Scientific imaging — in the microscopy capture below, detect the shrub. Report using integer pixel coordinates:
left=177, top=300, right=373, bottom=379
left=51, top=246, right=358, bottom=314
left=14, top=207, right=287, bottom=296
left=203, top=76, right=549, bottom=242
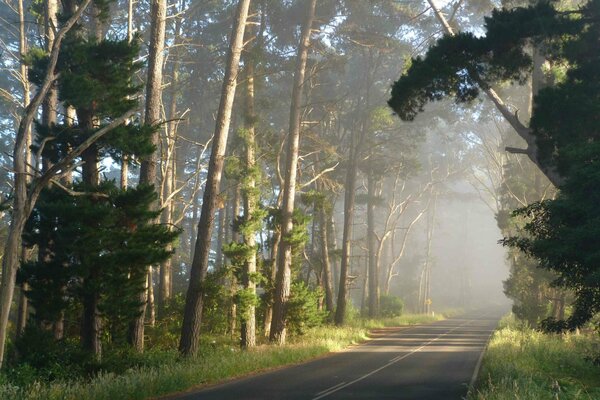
left=287, top=282, right=327, bottom=335
left=379, top=295, right=404, bottom=318
left=6, top=326, right=90, bottom=384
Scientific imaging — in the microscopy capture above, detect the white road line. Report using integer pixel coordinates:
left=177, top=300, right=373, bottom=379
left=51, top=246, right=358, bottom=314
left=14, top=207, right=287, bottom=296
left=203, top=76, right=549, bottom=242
left=468, top=328, right=496, bottom=388
left=315, top=381, right=347, bottom=396
left=311, top=319, right=476, bottom=400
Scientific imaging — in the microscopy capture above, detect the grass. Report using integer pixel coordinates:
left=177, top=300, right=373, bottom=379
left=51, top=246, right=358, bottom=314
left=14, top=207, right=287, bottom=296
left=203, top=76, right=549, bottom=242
left=468, top=314, right=600, bottom=400
left=0, top=312, right=450, bottom=400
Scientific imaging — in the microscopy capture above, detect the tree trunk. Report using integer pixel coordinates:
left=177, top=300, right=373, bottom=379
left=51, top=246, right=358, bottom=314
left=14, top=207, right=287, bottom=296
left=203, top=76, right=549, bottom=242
left=129, top=0, right=167, bottom=352
left=15, top=0, right=32, bottom=339
left=16, top=284, right=28, bottom=336
left=179, top=0, right=252, bottom=357
left=318, top=186, right=334, bottom=315
left=367, top=171, right=379, bottom=318
left=79, top=110, right=102, bottom=356
left=270, top=0, right=317, bottom=345
left=263, top=226, right=280, bottom=337
left=328, top=213, right=338, bottom=298
left=120, top=0, right=135, bottom=189
left=228, top=187, right=241, bottom=337
left=334, top=133, right=358, bottom=325
left=147, top=267, right=156, bottom=326
left=240, top=52, right=258, bottom=349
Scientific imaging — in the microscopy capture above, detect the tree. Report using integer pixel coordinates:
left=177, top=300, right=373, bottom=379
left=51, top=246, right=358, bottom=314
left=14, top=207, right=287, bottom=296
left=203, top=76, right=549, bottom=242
left=179, top=0, right=252, bottom=357
left=0, top=0, right=94, bottom=368
left=270, top=0, right=318, bottom=345
left=130, top=0, right=167, bottom=353
left=390, top=0, right=600, bottom=330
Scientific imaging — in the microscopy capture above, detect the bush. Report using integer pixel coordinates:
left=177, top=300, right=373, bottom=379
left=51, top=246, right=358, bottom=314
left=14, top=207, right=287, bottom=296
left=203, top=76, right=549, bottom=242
left=379, top=295, right=404, bottom=318
left=6, top=326, right=91, bottom=384
left=286, top=282, right=327, bottom=335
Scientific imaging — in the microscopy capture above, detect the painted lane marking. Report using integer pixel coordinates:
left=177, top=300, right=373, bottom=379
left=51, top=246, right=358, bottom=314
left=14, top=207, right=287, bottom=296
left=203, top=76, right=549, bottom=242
left=315, top=381, right=347, bottom=397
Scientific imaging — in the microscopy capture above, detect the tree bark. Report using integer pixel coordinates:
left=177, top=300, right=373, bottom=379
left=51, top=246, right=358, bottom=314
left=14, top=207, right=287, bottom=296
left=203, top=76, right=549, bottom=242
left=270, top=0, right=317, bottom=345
left=179, top=0, right=251, bottom=357
left=319, top=197, right=335, bottom=315
left=129, top=0, right=167, bottom=352
left=328, top=212, right=338, bottom=298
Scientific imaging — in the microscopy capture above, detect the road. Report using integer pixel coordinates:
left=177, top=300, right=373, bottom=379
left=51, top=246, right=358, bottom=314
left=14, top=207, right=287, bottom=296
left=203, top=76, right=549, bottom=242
left=171, top=308, right=504, bottom=400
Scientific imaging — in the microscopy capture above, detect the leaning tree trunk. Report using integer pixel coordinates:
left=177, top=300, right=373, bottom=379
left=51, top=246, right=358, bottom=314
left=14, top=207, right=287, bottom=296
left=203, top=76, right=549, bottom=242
left=15, top=0, right=32, bottom=338
left=270, top=0, right=317, bottom=345
left=179, top=0, right=252, bottom=357
left=129, top=0, right=167, bottom=352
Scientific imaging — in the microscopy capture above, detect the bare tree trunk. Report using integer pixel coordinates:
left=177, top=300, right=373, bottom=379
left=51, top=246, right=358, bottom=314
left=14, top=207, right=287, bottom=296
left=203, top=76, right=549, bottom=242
left=179, top=0, right=251, bottom=357
left=158, top=15, right=182, bottom=315
left=146, top=267, right=156, bottom=326
left=270, top=0, right=317, bottom=345
left=215, top=206, right=226, bottom=271
left=334, top=133, right=358, bottom=325
left=263, top=227, right=280, bottom=337
left=319, top=195, right=334, bottom=315
left=15, top=0, right=32, bottom=338
left=129, top=0, right=167, bottom=352
left=367, top=171, right=379, bottom=318
left=120, top=0, right=135, bottom=189
left=328, top=213, right=338, bottom=298
left=16, top=284, right=28, bottom=336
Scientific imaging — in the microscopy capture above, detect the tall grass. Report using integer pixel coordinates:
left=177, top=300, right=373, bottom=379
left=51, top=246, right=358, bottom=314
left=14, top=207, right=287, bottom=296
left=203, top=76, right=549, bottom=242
left=469, top=314, right=600, bottom=400
left=0, top=312, right=445, bottom=400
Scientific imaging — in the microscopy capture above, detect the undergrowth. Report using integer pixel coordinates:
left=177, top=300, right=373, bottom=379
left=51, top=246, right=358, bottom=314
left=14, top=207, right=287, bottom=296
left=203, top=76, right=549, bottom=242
left=469, top=314, right=600, bottom=400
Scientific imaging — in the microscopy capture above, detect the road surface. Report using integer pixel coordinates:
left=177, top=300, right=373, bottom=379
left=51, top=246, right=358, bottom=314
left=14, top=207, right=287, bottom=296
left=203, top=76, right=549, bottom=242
left=171, top=308, right=504, bottom=400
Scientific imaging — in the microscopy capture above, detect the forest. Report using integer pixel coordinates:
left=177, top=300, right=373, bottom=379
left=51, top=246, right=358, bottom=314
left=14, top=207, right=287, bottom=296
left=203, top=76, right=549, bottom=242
left=0, top=0, right=599, bottom=399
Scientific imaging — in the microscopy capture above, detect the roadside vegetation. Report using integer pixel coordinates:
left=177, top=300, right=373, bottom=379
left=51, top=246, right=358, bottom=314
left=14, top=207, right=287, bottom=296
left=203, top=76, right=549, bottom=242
left=469, top=314, right=600, bottom=400
left=0, top=306, right=452, bottom=400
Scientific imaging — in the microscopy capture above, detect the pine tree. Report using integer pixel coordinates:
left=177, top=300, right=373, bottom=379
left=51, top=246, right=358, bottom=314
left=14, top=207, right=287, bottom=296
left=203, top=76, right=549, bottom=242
left=19, top=0, right=178, bottom=357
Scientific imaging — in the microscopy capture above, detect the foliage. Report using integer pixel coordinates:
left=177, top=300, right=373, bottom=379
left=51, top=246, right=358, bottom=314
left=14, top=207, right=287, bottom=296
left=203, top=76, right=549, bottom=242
left=286, top=282, right=327, bottom=336
left=379, top=295, right=404, bottom=318
left=18, top=183, right=180, bottom=344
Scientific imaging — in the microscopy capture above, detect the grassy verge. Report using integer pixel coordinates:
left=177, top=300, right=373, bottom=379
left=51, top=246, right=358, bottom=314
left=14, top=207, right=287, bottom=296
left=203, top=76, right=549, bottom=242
left=0, top=312, right=449, bottom=400
left=469, top=314, right=600, bottom=400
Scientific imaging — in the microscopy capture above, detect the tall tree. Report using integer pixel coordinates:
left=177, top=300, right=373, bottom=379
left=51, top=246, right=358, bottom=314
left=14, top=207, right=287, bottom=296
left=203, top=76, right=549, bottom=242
left=270, top=0, right=318, bottom=345
left=129, top=0, right=167, bottom=353
left=179, top=0, right=252, bottom=357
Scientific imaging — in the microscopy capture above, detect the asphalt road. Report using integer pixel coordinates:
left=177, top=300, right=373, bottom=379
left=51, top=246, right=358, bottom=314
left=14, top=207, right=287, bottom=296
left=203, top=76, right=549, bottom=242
left=172, top=308, right=504, bottom=400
